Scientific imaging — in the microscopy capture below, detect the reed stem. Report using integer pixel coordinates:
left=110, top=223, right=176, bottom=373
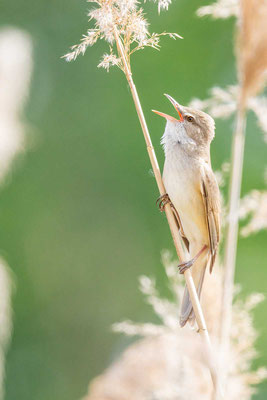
left=217, top=97, right=246, bottom=397
left=114, top=27, right=223, bottom=398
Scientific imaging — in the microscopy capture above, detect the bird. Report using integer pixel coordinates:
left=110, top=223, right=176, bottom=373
left=153, top=94, right=220, bottom=327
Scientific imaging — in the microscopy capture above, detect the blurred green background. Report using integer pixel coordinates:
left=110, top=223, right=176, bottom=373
left=0, top=0, right=266, bottom=399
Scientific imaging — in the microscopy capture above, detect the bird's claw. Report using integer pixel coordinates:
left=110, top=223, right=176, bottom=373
left=178, top=245, right=208, bottom=274
left=178, top=260, right=194, bottom=274
left=156, top=193, right=171, bottom=212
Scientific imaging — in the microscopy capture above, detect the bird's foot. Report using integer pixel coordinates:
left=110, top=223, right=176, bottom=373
left=156, top=193, right=171, bottom=212
left=178, top=260, right=194, bottom=274
left=178, top=245, right=208, bottom=274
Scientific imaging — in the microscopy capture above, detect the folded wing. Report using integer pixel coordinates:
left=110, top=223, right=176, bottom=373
left=201, top=165, right=221, bottom=272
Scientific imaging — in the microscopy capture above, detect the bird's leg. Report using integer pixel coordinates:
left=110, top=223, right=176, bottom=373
left=156, top=194, right=189, bottom=251
left=156, top=193, right=172, bottom=212
left=178, top=245, right=208, bottom=274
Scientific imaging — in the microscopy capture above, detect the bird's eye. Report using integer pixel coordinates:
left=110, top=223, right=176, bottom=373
left=186, top=115, right=194, bottom=123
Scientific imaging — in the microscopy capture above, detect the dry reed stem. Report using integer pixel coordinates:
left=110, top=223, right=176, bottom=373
left=218, top=0, right=267, bottom=396
left=113, top=27, right=223, bottom=398
left=216, top=100, right=247, bottom=400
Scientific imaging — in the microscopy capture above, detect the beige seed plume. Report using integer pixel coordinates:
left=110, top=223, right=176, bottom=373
left=63, top=0, right=181, bottom=69
left=0, top=28, right=32, bottom=182
left=0, top=26, right=32, bottom=399
left=239, top=190, right=267, bottom=236
left=237, top=0, right=267, bottom=102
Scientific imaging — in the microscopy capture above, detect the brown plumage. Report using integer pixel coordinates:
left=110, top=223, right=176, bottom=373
left=201, top=167, right=220, bottom=273
left=154, top=94, right=220, bottom=326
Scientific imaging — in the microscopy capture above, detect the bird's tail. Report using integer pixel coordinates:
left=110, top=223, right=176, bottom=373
left=179, top=253, right=208, bottom=327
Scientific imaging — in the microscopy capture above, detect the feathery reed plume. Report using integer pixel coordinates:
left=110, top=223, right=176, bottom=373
left=65, top=1, right=223, bottom=394
left=239, top=189, right=267, bottom=237
left=0, top=26, right=32, bottom=398
left=237, top=0, right=267, bottom=102
left=189, top=86, right=267, bottom=142
left=149, top=0, right=173, bottom=14
left=0, top=28, right=32, bottom=183
left=63, top=0, right=181, bottom=65
left=85, top=252, right=266, bottom=400
left=197, top=0, right=239, bottom=19
left=197, top=1, right=267, bottom=397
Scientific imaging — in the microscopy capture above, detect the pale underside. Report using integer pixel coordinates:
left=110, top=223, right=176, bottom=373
left=163, top=148, right=209, bottom=253
left=162, top=125, right=220, bottom=325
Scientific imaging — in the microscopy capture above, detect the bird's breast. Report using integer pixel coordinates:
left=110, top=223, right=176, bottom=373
left=163, top=150, right=208, bottom=244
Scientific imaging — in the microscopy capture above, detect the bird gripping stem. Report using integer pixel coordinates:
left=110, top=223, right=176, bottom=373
left=113, top=25, right=223, bottom=398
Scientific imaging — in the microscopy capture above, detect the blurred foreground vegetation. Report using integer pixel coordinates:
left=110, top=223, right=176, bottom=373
left=0, top=0, right=266, bottom=399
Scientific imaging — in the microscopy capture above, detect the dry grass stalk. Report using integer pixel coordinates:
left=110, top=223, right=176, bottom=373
left=218, top=101, right=246, bottom=397
left=113, top=29, right=221, bottom=388
left=195, top=1, right=267, bottom=397
left=196, top=1, right=267, bottom=397
left=65, top=1, right=223, bottom=394
left=219, top=0, right=267, bottom=395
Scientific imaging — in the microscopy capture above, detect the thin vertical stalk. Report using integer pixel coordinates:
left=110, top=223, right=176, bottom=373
left=114, top=27, right=223, bottom=398
left=218, top=98, right=246, bottom=397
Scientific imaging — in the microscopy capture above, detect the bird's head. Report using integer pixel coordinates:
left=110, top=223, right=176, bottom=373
left=152, top=94, right=215, bottom=150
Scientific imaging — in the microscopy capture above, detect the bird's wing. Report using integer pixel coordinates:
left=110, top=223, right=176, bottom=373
left=201, top=164, right=221, bottom=273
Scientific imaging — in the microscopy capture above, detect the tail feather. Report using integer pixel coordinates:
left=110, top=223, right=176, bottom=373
left=179, top=263, right=206, bottom=327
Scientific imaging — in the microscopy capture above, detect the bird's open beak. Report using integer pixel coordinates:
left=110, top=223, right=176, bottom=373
left=152, top=94, right=184, bottom=122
